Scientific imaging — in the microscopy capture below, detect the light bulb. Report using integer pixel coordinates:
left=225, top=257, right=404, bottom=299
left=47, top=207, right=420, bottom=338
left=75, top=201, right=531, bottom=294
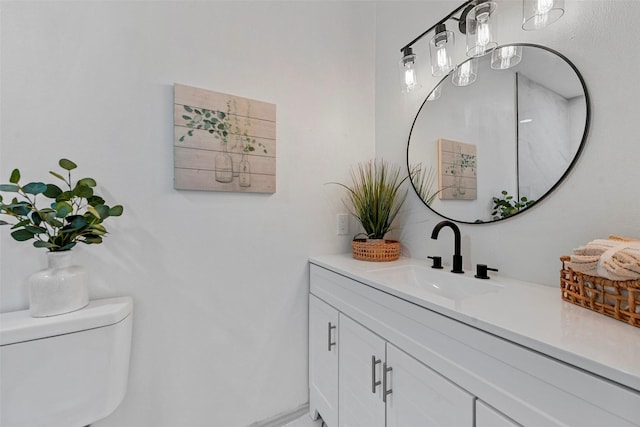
left=429, top=24, right=454, bottom=77
left=452, top=58, right=478, bottom=87
left=477, top=19, right=491, bottom=47
left=404, top=65, right=417, bottom=89
left=523, top=0, right=564, bottom=30
left=465, top=1, right=497, bottom=57
left=491, top=45, right=522, bottom=70
left=536, top=0, right=554, bottom=14
left=399, top=47, right=419, bottom=93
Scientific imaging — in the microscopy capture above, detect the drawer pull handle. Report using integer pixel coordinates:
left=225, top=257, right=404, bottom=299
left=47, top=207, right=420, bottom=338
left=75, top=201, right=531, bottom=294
left=382, top=363, right=393, bottom=403
left=327, top=322, right=337, bottom=351
left=371, top=356, right=382, bottom=393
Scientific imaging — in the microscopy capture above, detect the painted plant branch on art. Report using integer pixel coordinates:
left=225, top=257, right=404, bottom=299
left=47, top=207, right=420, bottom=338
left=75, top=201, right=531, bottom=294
left=174, top=84, right=276, bottom=193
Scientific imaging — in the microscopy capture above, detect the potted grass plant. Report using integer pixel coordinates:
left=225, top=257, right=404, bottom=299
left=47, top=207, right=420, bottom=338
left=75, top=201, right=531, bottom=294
left=333, top=159, right=408, bottom=262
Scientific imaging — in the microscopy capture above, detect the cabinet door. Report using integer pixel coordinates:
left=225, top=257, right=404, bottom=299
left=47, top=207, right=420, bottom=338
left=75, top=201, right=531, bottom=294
left=386, top=343, right=475, bottom=427
left=309, top=295, right=339, bottom=427
left=339, top=314, right=386, bottom=427
left=476, top=401, right=521, bottom=427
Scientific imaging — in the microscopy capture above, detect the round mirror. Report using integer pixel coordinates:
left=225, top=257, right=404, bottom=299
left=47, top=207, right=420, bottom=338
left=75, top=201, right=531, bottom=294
left=407, top=43, right=590, bottom=224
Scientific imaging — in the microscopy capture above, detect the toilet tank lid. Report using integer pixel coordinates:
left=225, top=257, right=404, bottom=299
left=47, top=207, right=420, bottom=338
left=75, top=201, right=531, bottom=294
left=0, top=296, right=133, bottom=346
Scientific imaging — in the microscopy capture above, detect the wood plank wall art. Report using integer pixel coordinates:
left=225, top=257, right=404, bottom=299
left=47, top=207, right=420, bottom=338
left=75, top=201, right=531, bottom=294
left=438, top=138, right=477, bottom=200
left=174, top=84, right=276, bottom=193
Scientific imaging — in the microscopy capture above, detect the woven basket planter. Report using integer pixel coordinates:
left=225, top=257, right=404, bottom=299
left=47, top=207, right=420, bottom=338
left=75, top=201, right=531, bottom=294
left=352, top=238, right=400, bottom=262
left=560, top=256, right=640, bottom=328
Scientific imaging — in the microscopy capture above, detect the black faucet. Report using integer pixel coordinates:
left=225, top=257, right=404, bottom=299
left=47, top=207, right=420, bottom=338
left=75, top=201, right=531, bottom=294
left=430, top=220, right=463, bottom=274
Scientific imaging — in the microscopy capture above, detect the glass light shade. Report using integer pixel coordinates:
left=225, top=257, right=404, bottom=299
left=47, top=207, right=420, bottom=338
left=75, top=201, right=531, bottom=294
left=429, top=25, right=455, bottom=77
left=399, top=48, right=419, bottom=93
left=491, top=45, right=523, bottom=70
left=466, top=1, right=498, bottom=57
left=452, top=58, right=478, bottom=87
left=523, top=0, right=564, bottom=30
left=427, top=84, right=442, bottom=102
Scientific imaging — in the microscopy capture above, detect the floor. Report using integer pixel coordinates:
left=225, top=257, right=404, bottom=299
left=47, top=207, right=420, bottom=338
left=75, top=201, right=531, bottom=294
left=283, top=414, right=324, bottom=427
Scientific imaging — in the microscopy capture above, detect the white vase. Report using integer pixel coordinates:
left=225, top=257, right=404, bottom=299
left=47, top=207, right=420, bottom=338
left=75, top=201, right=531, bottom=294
left=28, top=251, right=89, bottom=318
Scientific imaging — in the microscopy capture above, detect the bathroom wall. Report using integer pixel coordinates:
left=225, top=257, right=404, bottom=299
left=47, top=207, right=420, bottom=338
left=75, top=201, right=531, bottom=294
left=375, top=0, right=640, bottom=286
left=0, top=1, right=375, bottom=426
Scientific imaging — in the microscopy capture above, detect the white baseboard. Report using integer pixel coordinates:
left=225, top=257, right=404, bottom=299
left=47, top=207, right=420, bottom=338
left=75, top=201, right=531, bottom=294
left=248, top=402, right=310, bottom=427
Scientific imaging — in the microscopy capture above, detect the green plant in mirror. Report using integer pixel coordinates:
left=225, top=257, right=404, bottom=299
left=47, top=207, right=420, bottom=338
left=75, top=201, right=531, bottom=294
left=409, top=163, right=442, bottom=206
left=332, top=159, right=408, bottom=240
left=491, top=190, right=535, bottom=220
left=0, top=159, right=124, bottom=251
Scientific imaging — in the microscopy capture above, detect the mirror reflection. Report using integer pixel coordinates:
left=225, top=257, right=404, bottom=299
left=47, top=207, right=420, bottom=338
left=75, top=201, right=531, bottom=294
left=407, top=44, right=589, bottom=224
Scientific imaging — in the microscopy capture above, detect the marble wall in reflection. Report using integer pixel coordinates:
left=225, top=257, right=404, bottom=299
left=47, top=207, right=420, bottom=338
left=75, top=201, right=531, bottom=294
left=518, top=74, right=586, bottom=200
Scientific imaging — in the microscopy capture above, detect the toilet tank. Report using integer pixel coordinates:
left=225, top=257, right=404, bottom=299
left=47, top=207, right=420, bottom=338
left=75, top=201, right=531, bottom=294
left=0, top=296, right=133, bottom=427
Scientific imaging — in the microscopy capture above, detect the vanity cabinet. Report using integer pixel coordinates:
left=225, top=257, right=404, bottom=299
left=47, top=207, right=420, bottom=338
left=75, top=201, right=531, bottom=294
left=309, top=295, right=339, bottom=427
left=328, top=312, right=474, bottom=427
left=309, top=261, right=640, bottom=427
left=338, top=314, right=385, bottom=427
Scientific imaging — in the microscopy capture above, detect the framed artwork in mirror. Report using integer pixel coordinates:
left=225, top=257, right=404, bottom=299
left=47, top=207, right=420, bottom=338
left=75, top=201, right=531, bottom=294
left=437, top=139, right=477, bottom=200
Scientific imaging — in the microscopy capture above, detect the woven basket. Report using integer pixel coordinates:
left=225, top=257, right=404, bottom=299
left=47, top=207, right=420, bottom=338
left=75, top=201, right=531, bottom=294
left=560, top=256, right=640, bottom=328
left=352, top=238, right=400, bottom=262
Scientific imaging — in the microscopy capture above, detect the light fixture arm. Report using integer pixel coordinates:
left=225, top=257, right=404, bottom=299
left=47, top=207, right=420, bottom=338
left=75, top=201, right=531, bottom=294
left=399, top=0, right=478, bottom=53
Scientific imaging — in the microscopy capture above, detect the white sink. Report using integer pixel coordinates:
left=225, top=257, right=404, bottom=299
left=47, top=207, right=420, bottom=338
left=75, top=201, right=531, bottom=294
left=366, top=264, right=503, bottom=302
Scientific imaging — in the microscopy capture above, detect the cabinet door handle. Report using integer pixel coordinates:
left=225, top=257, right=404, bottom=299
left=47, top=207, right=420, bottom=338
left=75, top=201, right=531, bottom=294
left=327, top=322, right=337, bottom=351
left=382, top=362, right=393, bottom=403
left=371, top=356, right=382, bottom=393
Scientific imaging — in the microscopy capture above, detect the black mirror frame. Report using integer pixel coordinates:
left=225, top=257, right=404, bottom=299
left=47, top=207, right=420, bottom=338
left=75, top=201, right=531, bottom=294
left=406, top=43, right=591, bottom=224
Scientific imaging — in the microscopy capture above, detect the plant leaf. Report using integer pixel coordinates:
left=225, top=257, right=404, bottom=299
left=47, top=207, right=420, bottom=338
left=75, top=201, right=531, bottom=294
left=92, top=204, right=109, bottom=219
left=184, top=105, right=193, bottom=113
left=33, top=241, right=56, bottom=249
left=59, top=159, right=77, bottom=170
left=82, top=235, right=103, bottom=244
left=11, top=229, right=34, bottom=241
left=9, top=169, right=20, bottom=184
left=23, top=182, right=47, bottom=195
left=58, top=242, right=76, bottom=251
left=55, top=191, right=73, bottom=202
left=72, top=184, right=93, bottom=198
left=54, top=201, right=73, bottom=218
left=77, top=177, right=97, bottom=187
left=49, top=171, right=66, bottom=182
left=0, top=184, right=20, bottom=192
left=109, top=205, right=124, bottom=216
left=43, top=183, right=63, bottom=198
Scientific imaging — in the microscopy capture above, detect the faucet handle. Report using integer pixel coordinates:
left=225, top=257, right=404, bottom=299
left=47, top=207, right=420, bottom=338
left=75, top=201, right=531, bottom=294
left=475, top=264, right=498, bottom=279
left=427, top=256, right=443, bottom=269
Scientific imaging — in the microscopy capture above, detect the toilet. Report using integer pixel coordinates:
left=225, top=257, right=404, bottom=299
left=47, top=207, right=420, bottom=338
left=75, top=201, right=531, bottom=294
left=0, top=296, right=133, bottom=427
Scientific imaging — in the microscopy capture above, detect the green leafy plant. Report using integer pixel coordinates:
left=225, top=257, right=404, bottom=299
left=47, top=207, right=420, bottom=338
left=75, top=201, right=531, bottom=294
left=332, top=160, right=408, bottom=239
left=409, top=163, right=442, bottom=206
left=491, top=190, right=535, bottom=219
left=0, top=159, right=124, bottom=251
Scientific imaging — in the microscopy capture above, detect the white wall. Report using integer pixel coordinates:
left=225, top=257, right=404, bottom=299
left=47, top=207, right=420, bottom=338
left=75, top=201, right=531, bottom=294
left=0, top=1, right=375, bottom=426
left=376, top=0, right=640, bottom=285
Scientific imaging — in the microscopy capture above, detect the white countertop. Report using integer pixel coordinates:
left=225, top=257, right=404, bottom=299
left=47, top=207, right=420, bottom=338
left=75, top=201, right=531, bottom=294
left=310, top=254, right=640, bottom=392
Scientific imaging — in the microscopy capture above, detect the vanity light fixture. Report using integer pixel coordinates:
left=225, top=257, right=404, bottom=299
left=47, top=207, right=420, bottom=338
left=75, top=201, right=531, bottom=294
left=523, top=0, right=565, bottom=30
left=452, top=58, right=478, bottom=87
left=463, top=0, right=498, bottom=57
left=400, top=46, right=419, bottom=93
left=491, top=45, right=523, bottom=70
left=398, top=0, right=564, bottom=93
left=429, top=24, right=455, bottom=77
